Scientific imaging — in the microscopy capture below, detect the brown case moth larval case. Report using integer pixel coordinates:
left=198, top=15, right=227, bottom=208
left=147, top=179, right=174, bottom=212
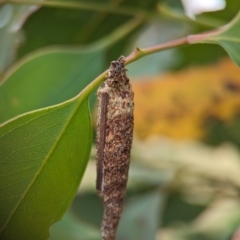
left=96, top=56, right=134, bottom=240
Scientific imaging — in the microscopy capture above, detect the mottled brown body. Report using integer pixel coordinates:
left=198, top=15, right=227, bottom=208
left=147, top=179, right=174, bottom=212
left=96, top=57, right=134, bottom=240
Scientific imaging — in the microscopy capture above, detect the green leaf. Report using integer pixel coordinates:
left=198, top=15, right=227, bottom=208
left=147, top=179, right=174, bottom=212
left=18, top=0, right=160, bottom=58
left=0, top=15, right=143, bottom=124
left=0, top=48, right=104, bottom=124
left=0, top=94, right=92, bottom=239
left=49, top=210, right=101, bottom=240
left=188, top=10, right=240, bottom=66
left=116, top=191, right=164, bottom=240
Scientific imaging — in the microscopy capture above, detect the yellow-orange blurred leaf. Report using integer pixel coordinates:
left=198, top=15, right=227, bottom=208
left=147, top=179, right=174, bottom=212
left=132, top=58, right=240, bottom=140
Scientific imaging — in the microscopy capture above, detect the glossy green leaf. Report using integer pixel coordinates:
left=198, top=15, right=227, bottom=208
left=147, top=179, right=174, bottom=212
left=0, top=15, right=143, bottom=124
left=0, top=48, right=104, bottom=124
left=188, top=10, right=240, bottom=66
left=117, top=191, right=164, bottom=240
left=0, top=94, right=92, bottom=239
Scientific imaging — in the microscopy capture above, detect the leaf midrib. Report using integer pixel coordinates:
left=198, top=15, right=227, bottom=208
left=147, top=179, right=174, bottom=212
left=1, top=96, right=88, bottom=233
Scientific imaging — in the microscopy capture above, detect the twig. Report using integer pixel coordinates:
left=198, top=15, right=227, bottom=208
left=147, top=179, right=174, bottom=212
left=80, top=36, right=188, bottom=99
left=125, top=37, right=188, bottom=64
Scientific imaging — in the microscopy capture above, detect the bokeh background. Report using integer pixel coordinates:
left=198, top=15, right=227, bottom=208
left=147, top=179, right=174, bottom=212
left=1, top=0, right=240, bottom=239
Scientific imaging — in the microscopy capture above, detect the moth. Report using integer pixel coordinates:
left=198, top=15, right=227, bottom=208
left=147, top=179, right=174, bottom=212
left=96, top=56, right=134, bottom=240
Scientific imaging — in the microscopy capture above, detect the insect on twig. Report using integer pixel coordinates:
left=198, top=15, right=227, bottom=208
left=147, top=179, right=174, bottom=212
left=96, top=56, right=134, bottom=240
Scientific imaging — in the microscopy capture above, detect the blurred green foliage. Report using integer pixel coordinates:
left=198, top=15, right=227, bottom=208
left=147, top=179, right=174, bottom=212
left=1, top=0, right=240, bottom=239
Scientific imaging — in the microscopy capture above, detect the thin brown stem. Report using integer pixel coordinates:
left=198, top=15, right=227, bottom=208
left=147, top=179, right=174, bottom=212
left=80, top=36, right=189, bottom=99
left=125, top=37, right=188, bottom=64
